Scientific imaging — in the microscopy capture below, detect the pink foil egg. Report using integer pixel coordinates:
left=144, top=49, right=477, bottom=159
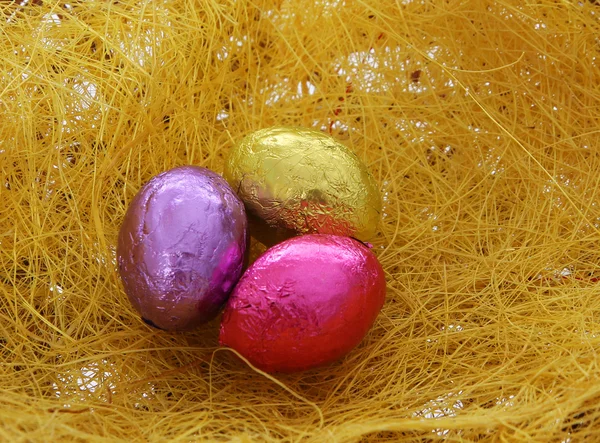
left=117, top=166, right=247, bottom=331
left=219, top=234, right=386, bottom=373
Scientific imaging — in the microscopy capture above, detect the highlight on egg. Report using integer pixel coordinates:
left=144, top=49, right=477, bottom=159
left=117, top=165, right=247, bottom=331
left=219, top=234, right=386, bottom=373
left=224, top=126, right=382, bottom=242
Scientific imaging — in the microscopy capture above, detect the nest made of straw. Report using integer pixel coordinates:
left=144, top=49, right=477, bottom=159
left=1, top=0, right=600, bottom=441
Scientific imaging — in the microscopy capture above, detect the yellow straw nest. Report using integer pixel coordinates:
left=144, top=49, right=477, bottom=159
left=1, top=0, right=600, bottom=440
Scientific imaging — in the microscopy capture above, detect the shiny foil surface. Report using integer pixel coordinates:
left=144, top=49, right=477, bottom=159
left=219, top=234, right=386, bottom=373
left=117, top=166, right=247, bottom=331
left=224, top=127, right=382, bottom=241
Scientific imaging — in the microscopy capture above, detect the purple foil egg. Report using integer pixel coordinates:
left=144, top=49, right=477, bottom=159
left=117, top=166, right=247, bottom=331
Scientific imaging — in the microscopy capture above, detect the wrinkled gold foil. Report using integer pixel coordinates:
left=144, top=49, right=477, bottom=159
left=224, top=127, right=382, bottom=241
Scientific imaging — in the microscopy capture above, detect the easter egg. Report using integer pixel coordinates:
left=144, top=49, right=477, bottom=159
left=117, top=166, right=247, bottom=331
left=219, top=234, right=386, bottom=373
left=224, top=127, right=382, bottom=242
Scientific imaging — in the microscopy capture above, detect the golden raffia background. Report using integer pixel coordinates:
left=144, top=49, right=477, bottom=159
left=1, top=0, right=600, bottom=441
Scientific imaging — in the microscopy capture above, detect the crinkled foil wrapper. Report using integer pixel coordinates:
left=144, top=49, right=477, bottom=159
left=224, top=127, right=382, bottom=242
left=219, top=235, right=386, bottom=373
left=117, top=166, right=247, bottom=331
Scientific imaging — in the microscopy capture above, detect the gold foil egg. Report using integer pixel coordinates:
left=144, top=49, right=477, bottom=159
left=224, top=127, right=382, bottom=242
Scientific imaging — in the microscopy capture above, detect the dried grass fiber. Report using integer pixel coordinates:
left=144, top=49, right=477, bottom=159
left=1, top=0, right=600, bottom=441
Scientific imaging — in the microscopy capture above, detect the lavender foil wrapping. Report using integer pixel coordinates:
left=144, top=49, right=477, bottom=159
left=117, top=166, right=247, bottom=331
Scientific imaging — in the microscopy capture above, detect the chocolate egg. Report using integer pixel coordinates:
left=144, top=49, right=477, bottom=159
left=117, top=166, right=247, bottom=331
left=219, top=234, right=386, bottom=373
left=224, top=127, right=382, bottom=242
